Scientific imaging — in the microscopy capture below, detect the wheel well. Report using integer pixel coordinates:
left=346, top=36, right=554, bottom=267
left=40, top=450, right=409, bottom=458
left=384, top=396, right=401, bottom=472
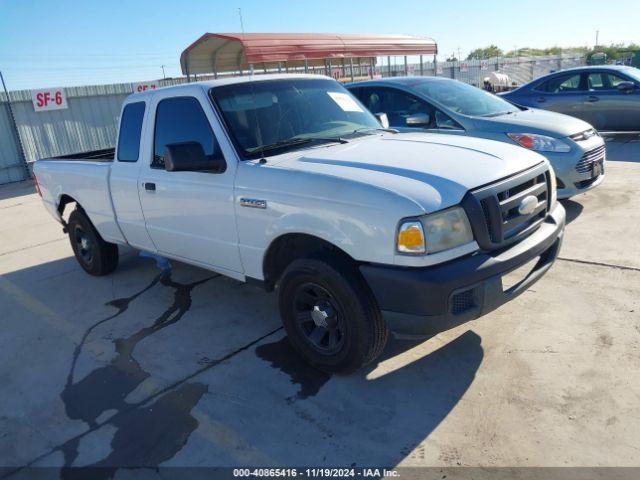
left=262, top=233, right=355, bottom=291
left=57, top=194, right=79, bottom=217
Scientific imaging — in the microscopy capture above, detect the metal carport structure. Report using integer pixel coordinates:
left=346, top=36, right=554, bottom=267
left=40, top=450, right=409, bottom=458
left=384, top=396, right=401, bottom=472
left=180, top=33, right=438, bottom=81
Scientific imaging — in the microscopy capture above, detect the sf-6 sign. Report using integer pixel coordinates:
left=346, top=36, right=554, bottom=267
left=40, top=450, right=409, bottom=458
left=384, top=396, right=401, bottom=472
left=133, top=81, right=159, bottom=93
left=31, top=88, right=68, bottom=112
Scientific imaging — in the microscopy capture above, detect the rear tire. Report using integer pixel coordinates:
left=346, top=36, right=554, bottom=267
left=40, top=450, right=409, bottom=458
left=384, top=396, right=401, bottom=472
left=277, top=255, right=388, bottom=374
left=67, top=208, right=119, bottom=276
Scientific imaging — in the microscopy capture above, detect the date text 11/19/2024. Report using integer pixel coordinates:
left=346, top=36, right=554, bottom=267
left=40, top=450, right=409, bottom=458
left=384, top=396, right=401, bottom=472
left=233, top=468, right=400, bottom=478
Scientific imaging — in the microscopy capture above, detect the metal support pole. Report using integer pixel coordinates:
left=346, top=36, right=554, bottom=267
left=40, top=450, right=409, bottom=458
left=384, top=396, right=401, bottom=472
left=328, top=59, right=332, bottom=77
left=304, top=58, right=308, bottom=73
left=349, top=58, right=354, bottom=82
left=278, top=62, right=282, bottom=73
left=387, top=56, right=392, bottom=77
left=433, top=54, right=438, bottom=77
left=370, top=57, right=374, bottom=79
left=404, top=56, right=408, bottom=76
left=420, top=55, right=424, bottom=76
left=285, top=61, right=289, bottom=73
left=0, top=70, right=29, bottom=178
left=249, top=63, right=254, bottom=77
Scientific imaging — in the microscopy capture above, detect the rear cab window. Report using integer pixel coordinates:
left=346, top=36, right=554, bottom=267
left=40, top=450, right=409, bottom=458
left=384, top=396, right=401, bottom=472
left=117, top=102, right=146, bottom=162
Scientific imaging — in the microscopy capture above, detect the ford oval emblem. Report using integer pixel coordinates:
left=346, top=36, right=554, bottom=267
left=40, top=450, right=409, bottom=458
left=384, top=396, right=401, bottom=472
left=518, top=195, right=538, bottom=215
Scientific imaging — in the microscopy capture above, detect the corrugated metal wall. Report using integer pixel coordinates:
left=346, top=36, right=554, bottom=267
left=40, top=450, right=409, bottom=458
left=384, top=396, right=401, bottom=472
left=0, top=97, right=27, bottom=184
left=0, top=78, right=198, bottom=185
left=4, top=84, right=132, bottom=164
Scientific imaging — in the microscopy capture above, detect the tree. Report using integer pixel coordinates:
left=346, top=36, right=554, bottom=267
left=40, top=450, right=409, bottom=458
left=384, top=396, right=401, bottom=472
left=446, top=55, right=458, bottom=62
left=466, top=45, right=503, bottom=60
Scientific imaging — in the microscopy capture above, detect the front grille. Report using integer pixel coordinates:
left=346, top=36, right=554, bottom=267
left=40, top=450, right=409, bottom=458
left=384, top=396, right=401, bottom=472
left=461, top=163, right=550, bottom=251
left=450, top=289, right=477, bottom=315
left=576, top=144, right=606, bottom=173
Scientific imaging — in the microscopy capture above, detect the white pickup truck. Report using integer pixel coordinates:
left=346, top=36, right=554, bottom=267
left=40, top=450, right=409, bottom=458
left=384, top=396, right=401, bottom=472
left=34, top=74, right=566, bottom=373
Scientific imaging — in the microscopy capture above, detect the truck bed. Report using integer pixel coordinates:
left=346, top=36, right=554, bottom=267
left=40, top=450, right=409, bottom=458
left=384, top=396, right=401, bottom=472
left=33, top=154, right=125, bottom=245
left=44, top=148, right=114, bottom=162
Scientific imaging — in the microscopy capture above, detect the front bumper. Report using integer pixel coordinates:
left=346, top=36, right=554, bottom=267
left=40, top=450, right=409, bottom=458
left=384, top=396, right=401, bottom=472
left=544, top=139, right=606, bottom=199
left=360, top=203, right=566, bottom=337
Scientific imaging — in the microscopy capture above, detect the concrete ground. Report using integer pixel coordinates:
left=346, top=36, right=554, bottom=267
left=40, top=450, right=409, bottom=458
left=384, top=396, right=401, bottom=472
left=0, top=136, right=639, bottom=477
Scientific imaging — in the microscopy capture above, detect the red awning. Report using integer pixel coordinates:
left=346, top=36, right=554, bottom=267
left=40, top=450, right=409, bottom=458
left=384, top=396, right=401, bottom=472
left=180, top=33, right=438, bottom=75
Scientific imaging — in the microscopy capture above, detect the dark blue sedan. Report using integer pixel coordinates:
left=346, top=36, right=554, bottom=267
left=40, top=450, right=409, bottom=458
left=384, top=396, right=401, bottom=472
left=499, top=66, right=640, bottom=131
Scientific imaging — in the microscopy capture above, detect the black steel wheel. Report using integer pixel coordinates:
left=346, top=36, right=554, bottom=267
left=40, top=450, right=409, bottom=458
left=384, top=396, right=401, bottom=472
left=68, top=208, right=119, bottom=276
left=73, top=223, right=94, bottom=266
left=293, top=282, right=347, bottom=355
left=278, top=255, right=388, bottom=374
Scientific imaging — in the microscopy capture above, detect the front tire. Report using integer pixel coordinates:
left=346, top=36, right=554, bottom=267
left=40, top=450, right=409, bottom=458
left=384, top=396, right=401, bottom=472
left=67, top=208, right=119, bottom=276
left=278, top=256, right=388, bottom=374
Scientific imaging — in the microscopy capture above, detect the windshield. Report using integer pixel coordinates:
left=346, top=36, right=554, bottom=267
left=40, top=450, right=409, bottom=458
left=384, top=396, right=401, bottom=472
left=210, top=78, right=381, bottom=158
left=622, top=67, right=640, bottom=83
left=412, top=79, right=520, bottom=117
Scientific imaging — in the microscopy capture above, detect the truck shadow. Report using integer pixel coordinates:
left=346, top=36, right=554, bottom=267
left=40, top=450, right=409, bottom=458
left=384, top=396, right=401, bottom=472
left=0, top=180, right=35, bottom=202
left=560, top=199, right=584, bottom=225
left=1, top=253, right=483, bottom=477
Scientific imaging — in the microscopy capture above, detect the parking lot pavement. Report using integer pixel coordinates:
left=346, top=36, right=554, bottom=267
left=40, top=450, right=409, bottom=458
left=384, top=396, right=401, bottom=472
left=1, top=138, right=639, bottom=475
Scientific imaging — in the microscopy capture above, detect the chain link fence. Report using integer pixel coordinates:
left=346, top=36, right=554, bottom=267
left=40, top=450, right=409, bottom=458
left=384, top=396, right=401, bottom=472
left=378, top=53, right=587, bottom=88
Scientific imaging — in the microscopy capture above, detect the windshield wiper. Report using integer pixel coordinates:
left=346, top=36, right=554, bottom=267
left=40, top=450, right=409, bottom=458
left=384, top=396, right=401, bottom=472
left=352, top=127, right=399, bottom=134
left=246, top=136, right=348, bottom=155
left=481, top=110, right=516, bottom=118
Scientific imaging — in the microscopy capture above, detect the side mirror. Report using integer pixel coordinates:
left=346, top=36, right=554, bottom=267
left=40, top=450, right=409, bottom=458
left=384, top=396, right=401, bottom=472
left=405, top=112, right=431, bottom=128
left=164, top=142, right=226, bottom=173
left=617, top=81, right=636, bottom=93
left=374, top=112, right=390, bottom=129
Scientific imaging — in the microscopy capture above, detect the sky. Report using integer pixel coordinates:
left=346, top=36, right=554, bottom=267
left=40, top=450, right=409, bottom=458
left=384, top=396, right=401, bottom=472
left=0, top=0, right=638, bottom=91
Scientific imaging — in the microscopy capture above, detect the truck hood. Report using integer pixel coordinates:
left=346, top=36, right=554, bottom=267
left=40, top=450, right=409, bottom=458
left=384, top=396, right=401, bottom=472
left=271, top=132, right=545, bottom=213
left=477, top=107, right=592, bottom=137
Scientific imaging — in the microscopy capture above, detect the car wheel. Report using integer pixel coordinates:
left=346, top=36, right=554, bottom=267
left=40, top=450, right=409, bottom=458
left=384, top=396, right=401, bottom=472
left=68, top=208, right=119, bottom=276
left=277, top=255, right=388, bottom=374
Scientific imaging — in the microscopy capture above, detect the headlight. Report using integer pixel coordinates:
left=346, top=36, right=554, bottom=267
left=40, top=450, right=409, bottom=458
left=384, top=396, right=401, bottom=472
left=397, top=207, right=474, bottom=255
left=507, top=133, right=571, bottom=153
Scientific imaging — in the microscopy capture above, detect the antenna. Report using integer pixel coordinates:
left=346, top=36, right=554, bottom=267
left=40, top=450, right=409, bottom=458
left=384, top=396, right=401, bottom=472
left=238, top=6, right=265, bottom=162
left=238, top=8, right=245, bottom=35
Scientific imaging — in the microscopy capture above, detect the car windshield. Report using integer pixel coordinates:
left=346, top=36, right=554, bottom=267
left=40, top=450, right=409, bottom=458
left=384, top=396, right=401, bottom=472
left=622, top=67, right=640, bottom=83
left=210, top=78, right=381, bottom=158
left=411, top=79, right=520, bottom=117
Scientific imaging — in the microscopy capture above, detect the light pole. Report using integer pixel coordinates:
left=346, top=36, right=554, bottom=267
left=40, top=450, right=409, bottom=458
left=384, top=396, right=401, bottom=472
left=161, top=65, right=166, bottom=80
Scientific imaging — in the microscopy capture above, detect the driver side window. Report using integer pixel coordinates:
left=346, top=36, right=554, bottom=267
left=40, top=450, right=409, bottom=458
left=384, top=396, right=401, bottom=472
left=152, top=97, right=220, bottom=169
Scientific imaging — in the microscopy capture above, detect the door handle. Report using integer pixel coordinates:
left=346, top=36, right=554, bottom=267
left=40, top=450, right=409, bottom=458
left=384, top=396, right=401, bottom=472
left=536, top=97, right=546, bottom=103
left=144, top=182, right=156, bottom=191
left=587, top=96, right=599, bottom=102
